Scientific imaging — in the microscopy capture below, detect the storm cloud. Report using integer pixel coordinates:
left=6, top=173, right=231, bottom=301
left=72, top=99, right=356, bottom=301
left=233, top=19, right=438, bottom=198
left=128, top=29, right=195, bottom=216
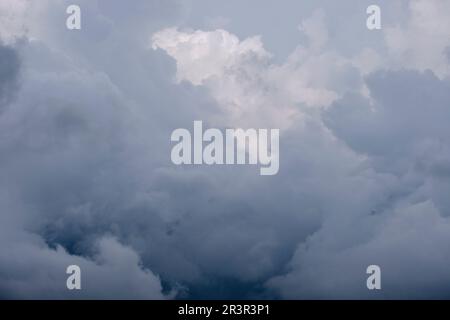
left=0, top=0, right=450, bottom=299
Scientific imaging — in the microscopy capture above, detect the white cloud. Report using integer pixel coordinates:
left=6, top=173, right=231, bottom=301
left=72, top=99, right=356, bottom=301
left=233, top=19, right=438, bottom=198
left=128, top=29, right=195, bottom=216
left=0, top=0, right=29, bottom=43
left=152, top=27, right=270, bottom=86
left=0, top=233, right=168, bottom=299
left=151, top=17, right=360, bottom=128
left=385, top=0, right=450, bottom=78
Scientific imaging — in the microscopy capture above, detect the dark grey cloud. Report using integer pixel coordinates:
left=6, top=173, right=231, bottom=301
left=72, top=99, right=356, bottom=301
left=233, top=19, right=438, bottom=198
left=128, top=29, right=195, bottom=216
left=325, top=70, right=450, bottom=160
left=0, top=44, right=20, bottom=108
left=267, top=69, right=450, bottom=299
left=1, top=0, right=450, bottom=300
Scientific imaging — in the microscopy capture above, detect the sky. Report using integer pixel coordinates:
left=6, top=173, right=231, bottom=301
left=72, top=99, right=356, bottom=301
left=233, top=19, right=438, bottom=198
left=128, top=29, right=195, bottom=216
left=1, top=0, right=450, bottom=299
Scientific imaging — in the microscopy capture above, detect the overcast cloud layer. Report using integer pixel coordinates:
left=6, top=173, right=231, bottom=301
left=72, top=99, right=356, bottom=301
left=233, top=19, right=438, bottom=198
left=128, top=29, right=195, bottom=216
left=1, top=0, right=450, bottom=299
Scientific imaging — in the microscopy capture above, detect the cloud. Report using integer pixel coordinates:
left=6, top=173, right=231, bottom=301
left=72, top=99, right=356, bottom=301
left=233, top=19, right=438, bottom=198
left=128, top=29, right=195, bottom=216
left=0, top=233, right=167, bottom=299
left=1, top=0, right=450, bottom=300
left=0, top=0, right=28, bottom=43
left=151, top=15, right=362, bottom=129
left=0, top=40, right=169, bottom=299
left=384, top=0, right=450, bottom=78
left=268, top=200, right=450, bottom=299
left=0, top=44, right=20, bottom=108
left=152, top=28, right=270, bottom=86
left=268, top=68, right=450, bottom=299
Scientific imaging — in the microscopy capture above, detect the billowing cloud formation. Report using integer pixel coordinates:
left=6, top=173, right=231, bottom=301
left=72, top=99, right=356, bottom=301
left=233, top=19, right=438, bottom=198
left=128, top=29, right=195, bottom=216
left=151, top=9, right=366, bottom=129
left=1, top=0, right=450, bottom=299
left=0, top=0, right=28, bottom=43
left=384, top=0, right=450, bottom=78
left=0, top=41, right=167, bottom=299
left=269, top=69, right=450, bottom=299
